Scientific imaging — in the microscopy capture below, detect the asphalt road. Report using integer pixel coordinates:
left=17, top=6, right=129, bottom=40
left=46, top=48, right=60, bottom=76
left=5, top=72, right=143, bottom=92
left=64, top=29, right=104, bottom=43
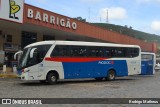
left=0, top=72, right=160, bottom=107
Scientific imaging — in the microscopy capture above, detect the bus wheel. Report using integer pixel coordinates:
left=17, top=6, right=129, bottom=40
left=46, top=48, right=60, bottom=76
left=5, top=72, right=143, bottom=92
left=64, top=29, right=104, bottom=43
left=47, top=73, right=58, bottom=85
left=106, top=70, right=115, bottom=81
left=95, top=78, right=103, bottom=81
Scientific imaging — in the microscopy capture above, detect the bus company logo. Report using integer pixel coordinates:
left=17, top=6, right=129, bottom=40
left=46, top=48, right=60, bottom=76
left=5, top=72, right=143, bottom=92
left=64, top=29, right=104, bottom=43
left=98, top=61, right=114, bottom=65
left=9, top=0, right=20, bottom=20
left=2, top=99, right=11, bottom=104
left=0, top=0, right=24, bottom=23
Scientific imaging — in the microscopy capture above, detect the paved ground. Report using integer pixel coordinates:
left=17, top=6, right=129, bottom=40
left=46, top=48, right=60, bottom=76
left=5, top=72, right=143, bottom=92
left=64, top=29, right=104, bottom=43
left=0, top=70, right=17, bottom=78
left=0, top=72, right=160, bottom=107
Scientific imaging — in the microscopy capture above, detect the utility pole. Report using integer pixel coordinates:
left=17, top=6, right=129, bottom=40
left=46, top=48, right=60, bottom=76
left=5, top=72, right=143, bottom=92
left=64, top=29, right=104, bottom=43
left=88, top=7, right=90, bottom=22
left=106, top=9, right=108, bottom=23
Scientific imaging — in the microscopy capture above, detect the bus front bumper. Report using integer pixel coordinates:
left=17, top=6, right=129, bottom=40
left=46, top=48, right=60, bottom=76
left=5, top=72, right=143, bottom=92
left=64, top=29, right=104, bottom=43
left=20, top=72, right=29, bottom=80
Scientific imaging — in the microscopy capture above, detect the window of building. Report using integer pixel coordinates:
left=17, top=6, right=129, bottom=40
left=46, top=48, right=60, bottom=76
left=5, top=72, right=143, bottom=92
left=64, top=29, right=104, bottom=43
left=0, top=30, right=2, bottom=35
left=43, top=35, right=55, bottom=41
left=6, top=35, right=12, bottom=42
left=21, top=31, right=37, bottom=48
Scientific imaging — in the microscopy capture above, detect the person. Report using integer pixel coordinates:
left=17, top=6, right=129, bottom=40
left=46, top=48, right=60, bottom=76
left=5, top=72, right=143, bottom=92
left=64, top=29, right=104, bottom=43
left=4, top=55, right=8, bottom=66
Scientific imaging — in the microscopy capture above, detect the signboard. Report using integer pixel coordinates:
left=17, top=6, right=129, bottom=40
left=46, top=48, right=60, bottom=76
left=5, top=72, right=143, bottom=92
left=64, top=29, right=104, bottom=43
left=3, top=43, right=20, bottom=51
left=0, top=0, right=24, bottom=23
left=27, top=8, right=77, bottom=30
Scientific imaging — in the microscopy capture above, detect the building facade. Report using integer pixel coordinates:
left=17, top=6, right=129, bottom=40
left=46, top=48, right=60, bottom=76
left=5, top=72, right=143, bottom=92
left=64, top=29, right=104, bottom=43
left=0, top=0, right=157, bottom=66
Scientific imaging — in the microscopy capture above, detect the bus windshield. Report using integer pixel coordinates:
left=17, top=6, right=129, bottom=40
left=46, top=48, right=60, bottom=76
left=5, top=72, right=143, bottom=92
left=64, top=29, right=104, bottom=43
left=17, top=45, right=51, bottom=70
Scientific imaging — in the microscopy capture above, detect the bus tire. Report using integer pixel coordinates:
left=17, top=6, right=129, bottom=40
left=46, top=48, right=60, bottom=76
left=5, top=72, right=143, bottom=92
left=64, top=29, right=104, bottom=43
left=95, top=78, right=103, bottom=81
left=106, top=70, right=115, bottom=81
left=47, top=72, right=58, bottom=85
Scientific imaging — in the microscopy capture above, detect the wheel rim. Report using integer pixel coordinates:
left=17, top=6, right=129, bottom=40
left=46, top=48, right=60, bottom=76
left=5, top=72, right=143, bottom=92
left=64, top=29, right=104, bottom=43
left=109, top=71, right=115, bottom=79
left=51, top=75, right=56, bottom=82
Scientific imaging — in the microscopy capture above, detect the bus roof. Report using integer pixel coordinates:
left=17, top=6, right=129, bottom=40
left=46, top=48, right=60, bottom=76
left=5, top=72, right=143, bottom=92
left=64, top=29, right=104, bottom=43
left=25, top=41, right=140, bottom=49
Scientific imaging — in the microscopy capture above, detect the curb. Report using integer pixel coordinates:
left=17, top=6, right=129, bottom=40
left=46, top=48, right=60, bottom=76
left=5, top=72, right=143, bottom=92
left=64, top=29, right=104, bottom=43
left=0, top=74, right=17, bottom=78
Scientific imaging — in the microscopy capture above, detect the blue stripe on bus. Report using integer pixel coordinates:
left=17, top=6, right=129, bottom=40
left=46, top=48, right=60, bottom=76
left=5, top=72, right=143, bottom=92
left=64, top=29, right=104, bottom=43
left=62, top=60, right=128, bottom=79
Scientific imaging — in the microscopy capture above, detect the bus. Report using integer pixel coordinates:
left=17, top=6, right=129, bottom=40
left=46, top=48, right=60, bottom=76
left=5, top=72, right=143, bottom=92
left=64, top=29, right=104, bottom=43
left=141, top=52, right=156, bottom=75
left=15, top=41, right=141, bottom=84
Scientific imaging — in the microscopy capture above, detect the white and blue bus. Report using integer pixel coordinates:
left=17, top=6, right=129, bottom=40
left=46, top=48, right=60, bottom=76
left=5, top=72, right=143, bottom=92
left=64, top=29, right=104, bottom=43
left=15, top=41, right=141, bottom=84
left=141, top=52, right=156, bottom=75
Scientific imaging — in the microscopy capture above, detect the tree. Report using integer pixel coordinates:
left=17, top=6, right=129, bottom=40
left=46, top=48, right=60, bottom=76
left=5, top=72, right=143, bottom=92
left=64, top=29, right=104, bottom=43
left=74, top=17, right=86, bottom=22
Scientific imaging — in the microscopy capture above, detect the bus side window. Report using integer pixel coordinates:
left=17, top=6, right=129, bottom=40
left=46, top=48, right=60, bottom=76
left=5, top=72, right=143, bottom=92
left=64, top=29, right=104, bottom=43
left=97, top=47, right=104, bottom=57
left=110, top=48, right=123, bottom=57
left=127, top=48, right=139, bottom=58
left=51, top=45, right=69, bottom=57
left=104, top=47, right=111, bottom=57
left=123, top=48, right=129, bottom=57
left=110, top=48, right=116, bottom=57
left=60, top=46, right=68, bottom=57
left=51, top=46, right=59, bottom=57
left=142, top=54, right=153, bottom=61
left=70, top=46, right=76, bottom=57
left=126, top=48, right=133, bottom=58
left=79, top=47, right=87, bottom=57
left=116, top=48, right=125, bottom=57
left=68, top=46, right=88, bottom=57
left=69, top=46, right=79, bottom=57
left=88, top=46, right=102, bottom=57
left=133, top=48, right=139, bottom=57
left=88, top=47, right=96, bottom=57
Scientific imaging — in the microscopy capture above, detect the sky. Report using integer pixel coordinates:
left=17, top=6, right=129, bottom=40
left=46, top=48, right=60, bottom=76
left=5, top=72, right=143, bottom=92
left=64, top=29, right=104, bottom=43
left=25, top=0, right=160, bottom=35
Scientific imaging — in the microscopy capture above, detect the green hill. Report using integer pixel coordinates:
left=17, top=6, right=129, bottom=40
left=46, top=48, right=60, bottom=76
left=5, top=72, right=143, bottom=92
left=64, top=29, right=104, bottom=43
left=92, top=23, right=160, bottom=54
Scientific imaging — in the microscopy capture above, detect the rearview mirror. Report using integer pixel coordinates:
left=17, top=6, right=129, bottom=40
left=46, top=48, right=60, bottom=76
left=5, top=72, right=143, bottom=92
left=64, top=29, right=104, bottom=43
left=30, top=48, right=37, bottom=58
left=14, top=51, right=23, bottom=60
